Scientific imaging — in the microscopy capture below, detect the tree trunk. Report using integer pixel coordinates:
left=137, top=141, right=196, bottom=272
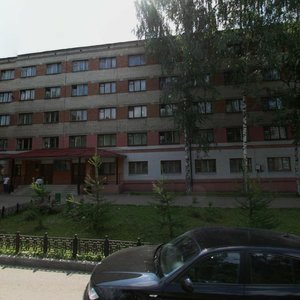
left=295, top=143, right=300, bottom=196
left=242, top=95, right=248, bottom=193
left=184, top=129, right=193, bottom=194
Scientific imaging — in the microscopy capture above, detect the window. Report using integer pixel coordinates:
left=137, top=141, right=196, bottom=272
left=18, top=113, right=32, bottom=125
left=0, top=139, right=7, bottom=150
left=72, top=84, right=88, bottom=96
left=226, top=99, right=243, bottom=112
left=44, top=111, right=59, bottom=123
left=43, top=137, right=59, bottom=149
left=227, top=127, right=243, bottom=142
left=99, top=107, right=116, bottom=120
left=21, top=66, right=36, bottom=77
left=98, top=134, right=116, bottom=147
left=193, top=129, right=214, bottom=144
left=160, top=104, right=177, bottom=117
left=128, top=54, right=145, bottom=66
left=230, top=158, right=252, bottom=173
left=264, top=126, right=287, bottom=140
left=161, top=160, right=181, bottom=174
left=223, top=70, right=243, bottom=85
left=70, top=110, right=87, bottom=121
left=46, top=63, right=62, bottom=74
left=20, top=89, right=35, bottom=101
left=100, top=57, right=116, bottom=69
left=249, top=252, right=300, bottom=284
left=263, top=97, right=283, bottom=111
left=187, top=252, right=240, bottom=284
left=100, top=82, right=116, bottom=94
left=45, top=87, right=61, bottom=99
left=0, top=115, right=10, bottom=126
left=128, top=105, right=147, bottom=118
left=159, top=76, right=177, bottom=90
left=128, top=133, right=147, bottom=146
left=0, top=92, right=12, bottom=103
left=1, top=69, right=14, bottom=80
left=100, top=162, right=116, bottom=175
left=16, top=138, right=32, bottom=150
left=129, top=161, right=148, bottom=175
left=263, top=69, right=281, bottom=81
left=128, top=79, right=146, bottom=92
left=267, top=157, right=291, bottom=172
left=159, top=131, right=180, bottom=144
left=195, top=159, right=216, bottom=173
left=194, top=101, right=213, bottom=114
left=72, top=60, right=89, bottom=72
left=69, top=135, right=86, bottom=148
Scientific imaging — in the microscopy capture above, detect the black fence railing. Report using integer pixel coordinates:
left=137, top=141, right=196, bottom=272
left=0, top=232, right=144, bottom=260
left=1, top=202, right=30, bottom=218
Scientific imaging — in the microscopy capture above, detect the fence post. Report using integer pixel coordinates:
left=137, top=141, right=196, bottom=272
left=43, top=232, right=48, bottom=255
left=15, top=231, right=20, bottom=254
left=104, top=235, right=110, bottom=257
left=136, top=237, right=142, bottom=246
left=1, top=206, right=5, bottom=218
left=72, top=234, right=78, bottom=259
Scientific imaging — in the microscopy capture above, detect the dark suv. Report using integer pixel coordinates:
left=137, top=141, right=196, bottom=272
left=84, top=227, right=300, bottom=299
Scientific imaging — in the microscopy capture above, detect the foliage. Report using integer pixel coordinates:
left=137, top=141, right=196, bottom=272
left=31, top=182, right=50, bottom=205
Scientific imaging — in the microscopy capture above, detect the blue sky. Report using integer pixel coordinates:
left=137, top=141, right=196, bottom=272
left=0, top=0, right=138, bottom=58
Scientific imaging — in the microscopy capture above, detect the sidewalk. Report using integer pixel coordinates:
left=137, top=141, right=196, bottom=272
left=1, top=192, right=300, bottom=209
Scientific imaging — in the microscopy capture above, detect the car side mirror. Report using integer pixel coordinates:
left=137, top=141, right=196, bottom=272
left=181, top=277, right=194, bottom=293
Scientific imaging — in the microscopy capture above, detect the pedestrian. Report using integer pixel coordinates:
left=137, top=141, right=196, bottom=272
left=3, top=176, right=10, bottom=194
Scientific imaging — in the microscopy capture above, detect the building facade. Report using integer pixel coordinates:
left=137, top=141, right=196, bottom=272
left=0, top=40, right=296, bottom=193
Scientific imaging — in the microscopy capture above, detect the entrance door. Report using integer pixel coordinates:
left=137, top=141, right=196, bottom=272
left=41, top=164, right=53, bottom=184
left=71, top=163, right=85, bottom=184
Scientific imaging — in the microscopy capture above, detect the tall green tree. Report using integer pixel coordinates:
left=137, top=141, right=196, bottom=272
left=135, top=0, right=220, bottom=193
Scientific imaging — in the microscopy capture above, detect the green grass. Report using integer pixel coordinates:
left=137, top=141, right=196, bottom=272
left=1, top=205, right=300, bottom=244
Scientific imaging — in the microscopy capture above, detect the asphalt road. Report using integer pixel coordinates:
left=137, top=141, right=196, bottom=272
left=0, top=265, right=90, bottom=300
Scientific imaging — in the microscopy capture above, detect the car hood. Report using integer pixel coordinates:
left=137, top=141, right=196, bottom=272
left=91, top=245, right=160, bottom=288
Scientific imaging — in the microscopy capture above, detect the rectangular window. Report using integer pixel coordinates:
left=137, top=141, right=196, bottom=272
left=267, top=157, right=291, bottom=172
left=161, top=160, right=181, bottom=174
left=129, top=161, right=148, bottom=175
left=0, top=92, right=12, bottom=103
left=128, top=79, right=146, bottom=92
left=98, top=134, right=116, bottom=147
left=263, top=69, right=281, bottom=81
left=71, top=84, right=88, bottom=96
left=159, top=131, right=180, bottom=145
left=69, top=135, right=86, bottom=148
left=263, top=97, right=283, bottom=111
left=264, top=126, right=287, bottom=140
left=99, top=108, right=116, bottom=120
left=227, top=127, right=243, bottom=142
left=20, top=89, right=35, bottom=101
left=100, top=162, right=116, bottom=175
left=159, top=76, right=177, bottom=89
left=44, top=111, right=59, bottom=123
left=100, top=82, right=116, bottom=94
left=128, top=105, right=147, bottom=118
left=70, top=110, right=87, bottom=121
left=100, top=57, right=116, bottom=69
left=21, top=66, right=36, bottom=77
left=45, top=87, right=61, bottom=99
left=128, top=54, right=145, bottom=66
left=226, top=99, right=243, bottom=112
left=128, top=133, right=147, bottom=146
left=230, top=158, right=252, bottom=173
left=160, top=104, right=177, bottom=117
left=1, top=69, right=14, bottom=80
left=46, top=63, right=62, bottom=74
left=16, top=138, right=32, bottom=150
left=43, top=137, right=59, bottom=149
left=18, top=113, right=32, bottom=125
left=195, top=159, right=216, bottom=173
left=0, top=115, right=10, bottom=126
left=194, top=101, right=213, bottom=114
left=194, top=129, right=214, bottom=144
left=0, top=139, right=7, bottom=150
left=72, top=60, right=89, bottom=72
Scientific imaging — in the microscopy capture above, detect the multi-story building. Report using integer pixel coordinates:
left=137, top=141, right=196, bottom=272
left=0, top=40, right=296, bottom=193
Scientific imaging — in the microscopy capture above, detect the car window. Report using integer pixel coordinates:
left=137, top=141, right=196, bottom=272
left=186, top=251, right=240, bottom=284
left=249, top=252, right=300, bottom=284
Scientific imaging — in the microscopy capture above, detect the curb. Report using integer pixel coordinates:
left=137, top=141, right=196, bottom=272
left=0, top=255, right=97, bottom=273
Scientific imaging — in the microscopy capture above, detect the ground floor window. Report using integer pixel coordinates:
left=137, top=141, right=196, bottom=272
left=195, top=159, right=216, bottom=173
left=161, top=160, right=181, bottom=174
left=128, top=161, right=148, bottom=175
left=267, top=157, right=291, bottom=172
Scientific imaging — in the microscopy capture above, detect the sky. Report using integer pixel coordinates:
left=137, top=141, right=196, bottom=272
left=0, top=0, right=138, bottom=58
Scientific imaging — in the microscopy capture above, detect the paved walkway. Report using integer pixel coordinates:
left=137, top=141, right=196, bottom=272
left=1, top=192, right=300, bottom=208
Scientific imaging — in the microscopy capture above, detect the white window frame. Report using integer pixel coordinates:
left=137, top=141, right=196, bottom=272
left=72, top=60, right=89, bottom=72
left=264, top=126, right=287, bottom=140
left=69, top=136, right=86, bottom=148
left=45, top=87, right=61, bottom=99
left=71, top=84, right=88, bottom=96
left=46, top=63, right=62, bottom=74
left=70, top=110, right=87, bottom=121
left=128, top=54, right=145, bottom=67
left=128, top=133, right=147, bottom=146
left=0, top=115, right=10, bottom=126
left=161, top=160, right=182, bottom=174
left=100, top=82, right=116, bottom=94
left=128, top=79, right=146, bottom=92
left=21, top=66, right=36, bottom=77
left=195, top=159, right=217, bottom=173
left=20, top=89, right=35, bottom=101
left=44, top=111, right=59, bottom=124
left=99, top=107, right=116, bottom=120
left=98, top=134, right=116, bottom=147
left=0, top=92, right=12, bottom=103
left=100, top=57, right=116, bottom=69
left=16, top=138, right=32, bottom=150
left=267, top=157, right=291, bottom=172
left=18, top=113, right=33, bottom=125
left=129, top=161, right=148, bottom=175
left=226, top=99, right=243, bottom=113
left=128, top=105, right=147, bottom=119
left=1, top=69, right=14, bottom=80
left=43, top=137, right=59, bottom=149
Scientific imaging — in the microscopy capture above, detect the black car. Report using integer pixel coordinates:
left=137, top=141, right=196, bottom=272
left=84, top=227, right=300, bottom=299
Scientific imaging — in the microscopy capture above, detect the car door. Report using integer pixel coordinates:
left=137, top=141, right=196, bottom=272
left=161, top=250, right=245, bottom=299
left=244, top=250, right=300, bottom=299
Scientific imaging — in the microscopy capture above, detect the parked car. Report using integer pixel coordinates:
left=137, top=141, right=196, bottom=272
left=84, top=227, right=300, bottom=299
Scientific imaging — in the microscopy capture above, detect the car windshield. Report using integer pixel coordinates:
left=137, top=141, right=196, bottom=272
left=159, top=233, right=200, bottom=276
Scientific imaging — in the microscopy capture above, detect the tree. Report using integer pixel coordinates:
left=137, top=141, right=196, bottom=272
left=135, top=0, right=220, bottom=193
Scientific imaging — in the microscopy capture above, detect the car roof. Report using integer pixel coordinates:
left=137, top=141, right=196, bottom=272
left=188, top=227, right=300, bottom=250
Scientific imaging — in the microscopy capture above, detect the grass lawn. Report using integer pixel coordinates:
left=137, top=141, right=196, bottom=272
left=1, top=204, right=300, bottom=244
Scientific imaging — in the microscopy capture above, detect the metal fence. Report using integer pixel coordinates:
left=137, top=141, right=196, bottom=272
left=0, top=232, right=143, bottom=260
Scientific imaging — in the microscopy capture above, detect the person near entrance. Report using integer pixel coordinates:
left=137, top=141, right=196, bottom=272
left=3, top=176, right=10, bottom=193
